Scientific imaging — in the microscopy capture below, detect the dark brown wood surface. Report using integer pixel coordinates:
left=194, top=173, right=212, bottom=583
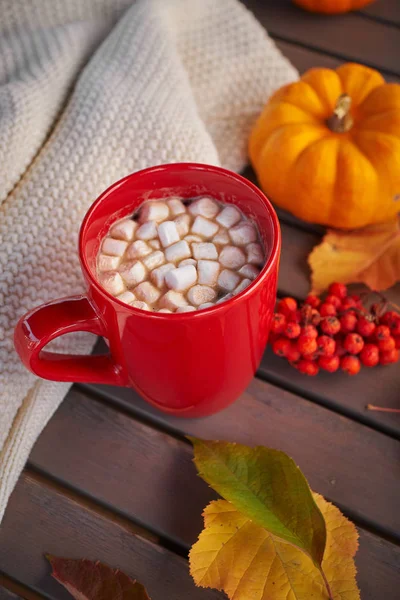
left=2, top=1, right=399, bottom=598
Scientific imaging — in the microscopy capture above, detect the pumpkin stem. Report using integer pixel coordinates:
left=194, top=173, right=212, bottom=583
left=326, top=93, right=353, bottom=133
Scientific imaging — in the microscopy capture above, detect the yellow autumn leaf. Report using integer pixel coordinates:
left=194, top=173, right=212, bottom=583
left=189, top=493, right=359, bottom=600
left=308, top=217, right=400, bottom=294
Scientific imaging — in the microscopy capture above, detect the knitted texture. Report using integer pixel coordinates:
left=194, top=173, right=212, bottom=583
left=0, top=0, right=298, bottom=520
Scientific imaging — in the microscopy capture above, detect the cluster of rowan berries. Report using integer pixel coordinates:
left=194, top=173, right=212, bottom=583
left=270, top=282, right=400, bottom=376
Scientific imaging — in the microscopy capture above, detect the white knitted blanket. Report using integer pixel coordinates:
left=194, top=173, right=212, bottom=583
left=0, top=0, right=297, bottom=521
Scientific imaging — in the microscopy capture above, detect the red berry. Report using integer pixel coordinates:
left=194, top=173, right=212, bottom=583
left=343, top=333, right=364, bottom=355
left=305, top=294, right=321, bottom=308
left=317, top=335, right=336, bottom=357
left=320, top=303, right=337, bottom=317
left=296, top=335, right=318, bottom=356
left=380, top=311, right=400, bottom=327
left=310, top=309, right=321, bottom=326
left=301, top=325, right=318, bottom=339
left=360, top=344, right=379, bottom=367
left=296, top=359, right=319, bottom=376
left=321, top=317, right=341, bottom=336
left=394, top=336, right=400, bottom=350
left=325, top=294, right=342, bottom=309
left=357, top=316, right=376, bottom=338
left=350, top=294, right=362, bottom=307
left=286, top=343, right=301, bottom=363
left=318, top=355, right=340, bottom=373
left=272, top=337, right=291, bottom=357
left=288, top=309, right=302, bottom=324
left=277, top=297, right=297, bottom=317
left=378, top=337, right=396, bottom=352
left=341, top=355, right=361, bottom=376
left=328, top=282, right=347, bottom=299
left=341, top=297, right=358, bottom=311
left=380, top=349, right=399, bottom=365
left=271, top=313, right=286, bottom=334
left=390, top=320, right=400, bottom=336
left=340, top=312, right=358, bottom=333
left=335, top=337, right=347, bottom=357
left=285, top=322, right=301, bottom=339
left=375, top=325, right=391, bottom=340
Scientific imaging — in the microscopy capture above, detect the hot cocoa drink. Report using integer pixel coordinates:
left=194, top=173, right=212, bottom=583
left=96, top=196, right=265, bottom=312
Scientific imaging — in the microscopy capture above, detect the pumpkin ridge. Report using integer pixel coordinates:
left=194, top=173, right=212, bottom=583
left=292, top=133, right=333, bottom=170
left=268, top=81, right=328, bottom=119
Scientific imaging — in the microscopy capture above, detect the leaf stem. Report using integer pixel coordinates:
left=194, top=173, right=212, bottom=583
left=367, top=404, right=400, bottom=413
left=320, top=567, right=334, bottom=600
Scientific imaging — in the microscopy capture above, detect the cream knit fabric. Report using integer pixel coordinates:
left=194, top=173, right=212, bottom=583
left=0, top=0, right=297, bottom=520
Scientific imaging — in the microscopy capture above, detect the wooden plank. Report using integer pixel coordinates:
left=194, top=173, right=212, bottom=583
left=242, top=0, right=400, bottom=75
left=76, top=382, right=400, bottom=541
left=360, top=0, right=400, bottom=25
left=0, top=474, right=224, bottom=600
left=0, top=588, right=22, bottom=600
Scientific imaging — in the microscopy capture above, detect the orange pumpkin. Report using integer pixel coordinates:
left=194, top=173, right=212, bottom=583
left=249, top=63, right=400, bottom=230
left=293, top=0, right=376, bottom=14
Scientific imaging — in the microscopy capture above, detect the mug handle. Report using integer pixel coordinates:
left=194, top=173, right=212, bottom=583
left=14, top=295, right=126, bottom=386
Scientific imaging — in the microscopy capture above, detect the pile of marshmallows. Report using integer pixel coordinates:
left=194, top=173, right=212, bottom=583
left=97, top=196, right=264, bottom=313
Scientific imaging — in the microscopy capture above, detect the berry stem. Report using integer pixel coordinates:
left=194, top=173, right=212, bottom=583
left=366, top=404, right=400, bottom=413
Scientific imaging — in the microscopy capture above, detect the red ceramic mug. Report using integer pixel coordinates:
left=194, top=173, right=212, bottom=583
left=14, top=163, right=280, bottom=417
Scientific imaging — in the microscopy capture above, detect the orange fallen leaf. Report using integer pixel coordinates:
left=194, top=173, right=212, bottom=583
left=308, top=217, right=400, bottom=294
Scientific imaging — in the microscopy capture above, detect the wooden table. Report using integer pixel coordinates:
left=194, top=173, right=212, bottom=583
left=1, top=1, right=399, bottom=598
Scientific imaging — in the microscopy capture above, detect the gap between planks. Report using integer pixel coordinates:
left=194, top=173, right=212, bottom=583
left=0, top=575, right=46, bottom=600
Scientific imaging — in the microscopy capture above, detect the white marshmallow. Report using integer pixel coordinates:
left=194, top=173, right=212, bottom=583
left=199, top=302, right=215, bottom=309
left=233, top=278, right=252, bottom=295
left=217, top=293, right=233, bottom=304
left=184, top=234, right=202, bottom=243
left=176, top=306, right=196, bottom=313
left=239, top=264, right=260, bottom=280
left=116, top=291, right=136, bottom=305
left=139, top=201, right=169, bottom=223
left=174, top=214, right=190, bottom=237
left=213, top=229, right=230, bottom=245
left=149, top=239, right=161, bottom=250
left=102, top=237, right=128, bottom=257
left=187, top=285, right=217, bottom=306
left=126, top=240, right=152, bottom=259
left=192, top=242, right=218, bottom=260
left=136, top=220, right=157, bottom=240
left=158, top=221, right=180, bottom=247
left=219, top=246, right=246, bottom=269
left=131, top=300, right=150, bottom=311
left=229, top=221, right=257, bottom=245
left=98, top=254, right=121, bottom=272
left=158, top=308, right=172, bottom=313
left=110, top=219, right=137, bottom=241
left=167, top=198, right=186, bottom=216
left=119, top=261, right=146, bottom=286
left=165, top=240, right=191, bottom=262
left=150, top=263, right=175, bottom=288
left=247, top=242, right=264, bottom=266
left=143, top=250, right=165, bottom=270
left=216, top=205, right=241, bottom=228
left=189, top=196, right=220, bottom=219
left=197, top=260, right=220, bottom=286
left=179, top=258, right=197, bottom=267
left=218, top=269, right=240, bottom=291
left=159, top=291, right=189, bottom=311
left=134, top=281, right=161, bottom=304
left=192, top=215, right=219, bottom=238
left=98, top=272, right=125, bottom=296
left=165, top=265, right=197, bottom=291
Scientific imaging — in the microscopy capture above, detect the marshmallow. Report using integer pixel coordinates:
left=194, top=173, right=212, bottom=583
left=174, top=214, right=190, bottom=237
left=199, top=302, right=215, bottom=309
left=165, top=240, right=191, bottom=262
left=139, top=201, right=169, bottom=223
left=179, top=258, right=197, bottom=267
left=192, top=215, right=219, bottom=238
left=217, top=293, right=233, bottom=304
left=239, top=264, right=260, bottom=280
left=167, top=198, right=186, bottom=216
left=131, top=300, right=150, bottom=311
left=98, top=272, right=125, bottom=296
left=136, top=220, right=157, bottom=240
left=184, top=234, right=202, bottom=243
left=176, top=306, right=196, bottom=313
left=216, top=205, right=241, bottom=228
left=126, top=240, right=152, bottom=259
left=218, top=269, right=240, bottom=291
left=119, top=261, right=146, bottom=286
left=159, top=290, right=189, bottom=311
left=233, top=278, right=252, bottom=295
left=229, top=221, right=257, bottom=245
left=98, top=254, right=121, bottom=272
left=143, top=250, right=165, bottom=270
left=158, top=308, right=172, bottom=313
left=149, top=239, right=161, bottom=250
left=134, top=281, right=161, bottom=304
left=158, top=221, right=180, bottom=247
left=187, top=285, right=217, bottom=306
left=219, top=246, right=246, bottom=269
left=189, top=196, right=220, bottom=219
left=116, top=291, right=136, bottom=305
left=102, top=237, right=128, bottom=257
left=197, top=260, right=220, bottom=286
left=247, top=243, right=264, bottom=266
left=110, top=219, right=137, bottom=241
left=165, top=265, right=197, bottom=291
left=192, top=242, right=218, bottom=260
left=213, top=229, right=230, bottom=245
left=150, top=263, right=175, bottom=288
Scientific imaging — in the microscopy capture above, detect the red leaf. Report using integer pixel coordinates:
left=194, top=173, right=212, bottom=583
left=47, top=556, right=151, bottom=600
